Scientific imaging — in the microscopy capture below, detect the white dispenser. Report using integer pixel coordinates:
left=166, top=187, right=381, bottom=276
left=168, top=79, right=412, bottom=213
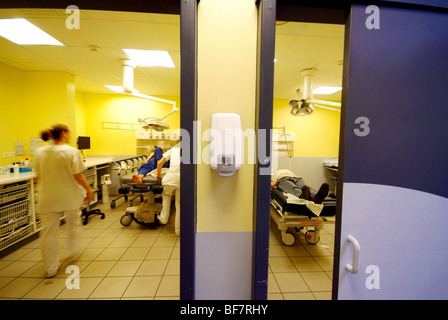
left=210, top=113, right=242, bottom=177
left=101, top=174, right=112, bottom=204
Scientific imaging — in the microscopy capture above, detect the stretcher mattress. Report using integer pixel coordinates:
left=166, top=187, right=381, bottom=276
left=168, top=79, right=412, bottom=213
left=121, top=173, right=160, bottom=185
left=121, top=168, right=168, bottom=185
left=271, top=188, right=335, bottom=217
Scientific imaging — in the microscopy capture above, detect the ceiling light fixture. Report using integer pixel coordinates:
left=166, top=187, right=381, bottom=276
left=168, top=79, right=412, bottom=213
left=104, top=85, right=125, bottom=93
left=104, top=84, right=176, bottom=106
left=0, top=18, right=64, bottom=46
left=313, top=86, right=342, bottom=95
left=122, top=49, right=175, bottom=67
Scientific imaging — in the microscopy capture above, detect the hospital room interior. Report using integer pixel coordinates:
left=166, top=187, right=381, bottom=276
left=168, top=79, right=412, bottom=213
left=0, top=8, right=343, bottom=300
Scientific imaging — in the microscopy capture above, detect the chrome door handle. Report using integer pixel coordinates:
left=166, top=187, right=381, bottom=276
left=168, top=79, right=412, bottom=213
left=345, top=235, right=360, bottom=274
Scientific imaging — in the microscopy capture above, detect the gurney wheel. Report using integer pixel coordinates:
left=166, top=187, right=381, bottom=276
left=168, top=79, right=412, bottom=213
left=281, top=232, right=295, bottom=246
left=110, top=201, right=116, bottom=209
left=305, top=230, right=320, bottom=245
left=120, top=213, right=133, bottom=226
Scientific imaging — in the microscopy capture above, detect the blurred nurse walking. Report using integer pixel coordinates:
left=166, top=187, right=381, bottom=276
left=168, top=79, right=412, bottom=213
left=32, top=124, right=93, bottom=278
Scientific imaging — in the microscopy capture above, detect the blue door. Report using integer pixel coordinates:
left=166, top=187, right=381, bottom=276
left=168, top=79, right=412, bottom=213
left=337, top=3, right=448, bottom=299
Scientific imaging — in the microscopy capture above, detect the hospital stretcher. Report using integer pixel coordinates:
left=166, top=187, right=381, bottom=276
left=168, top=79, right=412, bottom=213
left=270, top=188, right=336, bottom=246
left=109, top=156, right=147, bottom=209
left=118, top=172, right=165, bottom=227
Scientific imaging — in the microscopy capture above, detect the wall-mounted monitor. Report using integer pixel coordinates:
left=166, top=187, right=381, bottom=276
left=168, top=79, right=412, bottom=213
left=77, top=136, right=91, bottom=150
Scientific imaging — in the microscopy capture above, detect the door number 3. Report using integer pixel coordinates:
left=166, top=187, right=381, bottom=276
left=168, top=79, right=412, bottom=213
left=354, top=116, right=370, bottom=137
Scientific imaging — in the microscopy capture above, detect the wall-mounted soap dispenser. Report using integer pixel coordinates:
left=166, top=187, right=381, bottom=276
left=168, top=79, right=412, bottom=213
left=210, top=113, right=243, bottom=177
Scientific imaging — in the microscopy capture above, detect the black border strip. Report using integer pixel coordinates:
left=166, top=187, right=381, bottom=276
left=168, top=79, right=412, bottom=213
left=0, top=0, right=180, bottom=14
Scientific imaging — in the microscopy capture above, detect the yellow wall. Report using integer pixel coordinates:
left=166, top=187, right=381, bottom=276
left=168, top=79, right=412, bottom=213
left=75, top=90, right=86, bottom=138
left=196, top=0, right=257, bottom=232
left=0, top=62, right=181, bottom=167
left=1, top=64, right=339, bottom=170
left=0, top=63, right=77, bottom=166
left=1, top=67, right=339, bottom=169
left=0, top=63, right=22, bottom=166
left=273, top=99, right=340, bottom=157
left=81, top=92, right=180, bottom=156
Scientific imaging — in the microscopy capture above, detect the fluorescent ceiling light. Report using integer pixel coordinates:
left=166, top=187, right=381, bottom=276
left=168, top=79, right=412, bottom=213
left=105, top=85, right=125, bottom=93
left=0, top=18, right=63, bottom=46
left=123, top=49, right=175, bottom=67
left=313, top=86, right=342, bottom=95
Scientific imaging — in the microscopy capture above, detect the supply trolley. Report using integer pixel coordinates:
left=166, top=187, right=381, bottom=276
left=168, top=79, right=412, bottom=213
left=0, top=181, right=34, bottom=250
left=270, top=188, right=336, bottom=246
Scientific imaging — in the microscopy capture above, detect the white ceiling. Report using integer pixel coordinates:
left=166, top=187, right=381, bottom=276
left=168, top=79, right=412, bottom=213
left=0, top=8, right=180, bottom=96
left=0, top=8, right=344, bottom=101
left=274, top=21, right=345, bottom=102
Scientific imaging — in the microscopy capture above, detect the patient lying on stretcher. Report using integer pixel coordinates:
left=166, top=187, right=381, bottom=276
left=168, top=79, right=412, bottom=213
left=271, top=169, right=329, bottom=204
left=131, top=146, right=170, bottom=184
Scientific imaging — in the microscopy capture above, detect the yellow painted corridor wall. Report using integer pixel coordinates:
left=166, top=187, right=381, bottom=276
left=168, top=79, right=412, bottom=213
left=196, top=0, right=258, bottom=232
left=81, top=92, right=180, bottom=156
left=0, top=62, right=181, bottom=166
left=273, top=99, right=340, bottom=157
left=0, top=63, right=76, bottom=166
left=1, top=62, right=338, bottom=168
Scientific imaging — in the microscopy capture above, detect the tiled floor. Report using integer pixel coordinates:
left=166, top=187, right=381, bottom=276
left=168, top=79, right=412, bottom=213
left=267, top=212, right=335, bottom=300
left=0, top=197, right=335, bottom=300
left=0, top=198, right=180, bottom=300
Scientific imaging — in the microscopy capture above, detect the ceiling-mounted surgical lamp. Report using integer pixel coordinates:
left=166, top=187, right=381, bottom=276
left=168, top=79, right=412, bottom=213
left=288, top=68, right=341, bottom=116
left=117, top=59, right=178, bottom=131
left=288, top=96, right=314, bottom=116
left=138, top=104, right=179, bottom=131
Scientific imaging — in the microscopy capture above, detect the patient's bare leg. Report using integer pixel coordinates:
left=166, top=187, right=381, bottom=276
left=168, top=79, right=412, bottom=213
left=131, top=174, right=144, bottom=184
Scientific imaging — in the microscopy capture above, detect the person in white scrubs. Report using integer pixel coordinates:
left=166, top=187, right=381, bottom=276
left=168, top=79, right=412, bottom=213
left=156, top=144, right=180, bottom=236
left=32, top=124, right=94, bottom=277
